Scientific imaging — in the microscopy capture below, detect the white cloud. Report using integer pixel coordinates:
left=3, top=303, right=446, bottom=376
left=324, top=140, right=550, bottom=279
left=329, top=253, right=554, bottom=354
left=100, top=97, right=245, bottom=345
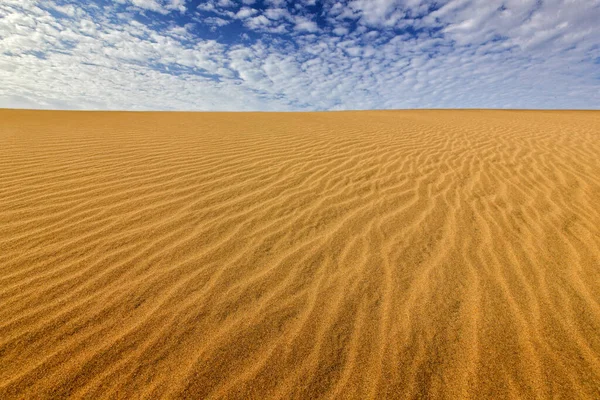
left=48, top=3, right=78, bottom=17
left=332, top=27, right=349, bottom=36
left=235, top=7, right=257, bottom=19
left=349, top=0, right=401, bottom=26
left=121, top=0, right=185, bottom=14
left=264, top=7, right=291, bottom=20
left=245, top=15, right=271, bottom=29
left=0, top=0, right=598, bottom=111
left=204, top=16, right=232, bottom=27
left=294, top=17, right=319, bottom=32
left=217, top=0, right=236, bottom=8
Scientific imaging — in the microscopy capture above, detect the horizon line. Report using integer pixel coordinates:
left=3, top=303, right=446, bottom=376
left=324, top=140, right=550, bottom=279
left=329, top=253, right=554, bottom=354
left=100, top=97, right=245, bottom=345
left=2, top=108, right=599, bottom=113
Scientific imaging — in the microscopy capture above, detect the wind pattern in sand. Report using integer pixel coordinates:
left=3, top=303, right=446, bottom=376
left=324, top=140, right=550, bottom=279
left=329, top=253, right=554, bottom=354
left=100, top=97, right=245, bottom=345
left=1, top=110, right=600, bottom=399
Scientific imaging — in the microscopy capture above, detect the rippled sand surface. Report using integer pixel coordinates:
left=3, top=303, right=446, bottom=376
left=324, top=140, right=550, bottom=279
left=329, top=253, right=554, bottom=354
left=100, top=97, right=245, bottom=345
left=1, top=110, right=599, bottom=399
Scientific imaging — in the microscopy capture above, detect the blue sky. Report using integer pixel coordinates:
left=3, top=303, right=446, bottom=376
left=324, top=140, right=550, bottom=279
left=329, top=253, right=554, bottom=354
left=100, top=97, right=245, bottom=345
left=0, top=0, right=599, bottom=110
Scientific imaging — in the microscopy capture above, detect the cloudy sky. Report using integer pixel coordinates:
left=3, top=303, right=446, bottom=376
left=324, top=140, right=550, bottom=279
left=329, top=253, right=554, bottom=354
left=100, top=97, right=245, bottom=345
left=1, top=0, right=599, bottom=110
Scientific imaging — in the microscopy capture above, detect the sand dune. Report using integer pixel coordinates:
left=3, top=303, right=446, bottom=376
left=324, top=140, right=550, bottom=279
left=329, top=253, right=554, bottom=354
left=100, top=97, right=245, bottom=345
left=1, top=109, right=599, bottom=399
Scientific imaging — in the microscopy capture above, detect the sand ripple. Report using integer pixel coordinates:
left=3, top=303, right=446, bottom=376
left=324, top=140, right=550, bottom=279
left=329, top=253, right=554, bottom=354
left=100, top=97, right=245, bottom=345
left=1, top=110, right=599, bottom=399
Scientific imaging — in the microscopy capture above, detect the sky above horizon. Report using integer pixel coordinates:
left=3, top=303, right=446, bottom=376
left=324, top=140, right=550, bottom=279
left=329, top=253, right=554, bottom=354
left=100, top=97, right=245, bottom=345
left=1, top=0, right=599, bottom=111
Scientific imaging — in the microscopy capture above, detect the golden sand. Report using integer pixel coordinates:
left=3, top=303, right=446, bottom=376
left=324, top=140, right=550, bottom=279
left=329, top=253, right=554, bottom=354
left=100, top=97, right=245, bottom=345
left=1, top=110, right=599, bottom=399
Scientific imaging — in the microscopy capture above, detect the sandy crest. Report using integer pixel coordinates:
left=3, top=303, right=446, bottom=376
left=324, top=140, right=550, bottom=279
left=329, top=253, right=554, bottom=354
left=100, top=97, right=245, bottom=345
left=0, top=109, right=599, bottom=399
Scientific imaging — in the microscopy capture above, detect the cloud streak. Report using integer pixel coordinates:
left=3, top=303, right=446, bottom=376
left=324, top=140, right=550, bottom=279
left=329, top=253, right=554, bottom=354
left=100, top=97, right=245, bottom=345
left=0, top=0, right=598, bottom=110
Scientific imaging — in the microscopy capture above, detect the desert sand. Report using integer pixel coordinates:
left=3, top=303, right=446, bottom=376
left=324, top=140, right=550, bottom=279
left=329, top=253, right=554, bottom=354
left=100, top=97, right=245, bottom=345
left=0, top=109, right=599, bottom=399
